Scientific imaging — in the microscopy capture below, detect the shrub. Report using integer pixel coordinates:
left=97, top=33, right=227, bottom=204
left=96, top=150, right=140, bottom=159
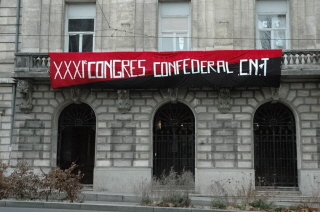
left=52, top=163, right=84, bottom=202
left=135, top=167, right=194, bottom=207
left=0, top=160, right=83, bottom=202
left=160, top=191, right=191, bottom=207
left=249, top=199, right=276, bottom=210
left=7, top=161, right=41, bottom=200
left=211, top=198, right=228, bottom=209
left=0, top=162, right=9, bottom=199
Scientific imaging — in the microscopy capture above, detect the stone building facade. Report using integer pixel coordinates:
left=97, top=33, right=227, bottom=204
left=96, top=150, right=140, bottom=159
left=1, top=0, right=320, bottom=196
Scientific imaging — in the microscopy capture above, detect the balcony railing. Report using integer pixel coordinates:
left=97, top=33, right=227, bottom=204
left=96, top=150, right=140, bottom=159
left=14, top=50, right=320, bottom=78
left=282, top=50, right=320, bottom=65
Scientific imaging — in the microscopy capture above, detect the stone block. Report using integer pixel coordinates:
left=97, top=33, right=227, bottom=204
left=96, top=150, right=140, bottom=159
left=238, top=145, right=251, bottom=152
left=113, top=160, right=132, bottom=167
left=198, top=145, right=211, bottom=152
left=34, top=159, right=50, bottom=166
left=134, top=114, right=150, bottom=120
left=26, top=136, right=41, bottom=143
left=197, top=161, right=212, bottom=168
left=212, top=129, right=234, bottom=136
left=136, top=129, right=150, bottom=136
left=113, top=129, right=134, bottom=136
left=298, top=105, right=311, bottom=113
left=197, top=121, right=207, bottom=128
left=198, top=113, right=214, bottom=121
left=215, top=161, right=235, bottom=168
left=224, top=121, right=239, bottom=128
left=311, top=106, right=320, bottom=112
left=238, top=161, right=252, bottom=168
left=301, top=113, right=318, bottom=120
left=96, top=160, right=112, bottom=167
left=297, top=90, right=309, bottom=97
left=136, top=145, right=149, bottom=151
left=302, top=162, right=318, bottom=169
left=133, top=160, right=148, bottom=167
left=292, top=97, right=304, bottom=106
left=110, top=152, right=122, bottom=159
left=198, top=129, right=212, bottom=136
left=97, top=144, right=111, bottom=151
left=301, top=129, right=317, bottom=136
left=210, top=121, right=223, bottom=128
left=216, top=144, right=234, bottom=152
left=24, top=152, right=39, bottom=158
left=302, top=145, right=317, bottom=152
left=234, top=114, right=251, bottom=121
left=114, top=144, right=132, bottom=152
left=237, top=129, right=252, bottom=136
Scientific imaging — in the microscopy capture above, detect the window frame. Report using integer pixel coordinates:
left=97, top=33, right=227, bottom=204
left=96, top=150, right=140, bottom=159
left=64, top=4, right=96, bottom=52
left=256, top=0, right=290, bottom=50
left=158, top=1, right=191, bottom=52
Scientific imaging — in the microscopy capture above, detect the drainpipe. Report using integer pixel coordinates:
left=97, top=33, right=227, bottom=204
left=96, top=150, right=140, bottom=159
left=9, top=0, right=21, bottom=164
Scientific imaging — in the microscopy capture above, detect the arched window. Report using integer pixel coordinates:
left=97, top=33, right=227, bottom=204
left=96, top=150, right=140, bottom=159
left=153, top=102, right=195, bottom=178
left=57, top=103, right=96, bottom=184
left=254, top=102, right=297, bottom=187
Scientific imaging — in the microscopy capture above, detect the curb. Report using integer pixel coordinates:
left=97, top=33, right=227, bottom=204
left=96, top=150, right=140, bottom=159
left=0, top=200, right=254, bottom=212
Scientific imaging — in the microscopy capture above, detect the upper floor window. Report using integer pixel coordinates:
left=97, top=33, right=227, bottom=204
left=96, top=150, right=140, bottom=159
left=158, top=2, right=190, bottom=52
left=65, top=4, right=96, bottom=52
left=256, top=0, right=289, bottom=49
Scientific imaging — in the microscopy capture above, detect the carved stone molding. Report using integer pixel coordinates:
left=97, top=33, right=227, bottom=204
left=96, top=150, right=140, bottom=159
left=117, top=89, right=131, bottom=114
left=71, top=88, right=80, bottom=103
left=168, top=88, right=178, bottom=104
left=271, top=87, right=280, bottom=103
left=218, top=88, right=231, bottom=114
left=17, top=79, right=33, bottom=114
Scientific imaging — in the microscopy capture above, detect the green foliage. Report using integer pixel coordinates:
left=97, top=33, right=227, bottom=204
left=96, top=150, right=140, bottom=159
left=211, top=198, right=228, bottom=209
left=135, top=167, right=194, bottom=207
left=160, top=191, right=191, bottom=207
left=249, top=199, right=276, bottom=210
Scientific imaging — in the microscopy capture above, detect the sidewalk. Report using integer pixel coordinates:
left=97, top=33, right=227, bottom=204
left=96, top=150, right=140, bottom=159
left=0, top=191, right=234, bottom=212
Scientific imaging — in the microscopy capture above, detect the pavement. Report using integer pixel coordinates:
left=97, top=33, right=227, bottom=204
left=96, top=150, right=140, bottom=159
left=0, top=190, right=314, bottom=212
left=0, top=191, right=239, bottom=212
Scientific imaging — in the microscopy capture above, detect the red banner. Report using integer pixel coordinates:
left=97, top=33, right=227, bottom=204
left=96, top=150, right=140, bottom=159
left=49, top=50, right=282, bottom=89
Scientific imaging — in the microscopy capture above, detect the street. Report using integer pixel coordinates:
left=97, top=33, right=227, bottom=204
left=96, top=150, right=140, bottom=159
left=0, top=207, right=116, bottom=212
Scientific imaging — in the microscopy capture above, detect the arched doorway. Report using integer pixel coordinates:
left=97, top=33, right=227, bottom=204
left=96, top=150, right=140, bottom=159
left=153, top=102, right=195, bottom=178
left=57, top=103, right=96, bottom=184
left=254, top=102, right=298, bottom=188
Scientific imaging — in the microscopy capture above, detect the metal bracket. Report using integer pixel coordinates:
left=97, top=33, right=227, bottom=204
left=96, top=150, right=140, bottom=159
left=117, top=89, right=131, bottom=114
left=17, top=79, right=33, bottom=114
left=218, top=88, right=231, bottom=114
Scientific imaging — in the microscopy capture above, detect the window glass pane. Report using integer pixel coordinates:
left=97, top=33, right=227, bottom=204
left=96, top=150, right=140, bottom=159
left=274, top=30, right=286, bottom=49
left=69, top=19, right=94, bottom=32
left=258, top=15, right=272, bottom=29
left=259, top=31, right=271, bottom=49
left=82, top=34, right=93, bottom=52
left=69, top=34, right=79, bottom=52
left=161, top=17, right=188, bottom=32
left=273, top=15, right=286, bottom=28
left=162, top=35, right=174, bottom=52
left=175, top=35, right=188, bottom=51
left=160, top=2, right=189, bottom=16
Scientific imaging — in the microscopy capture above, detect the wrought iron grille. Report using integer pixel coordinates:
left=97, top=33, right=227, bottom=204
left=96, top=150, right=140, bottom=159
left=153, top=102, right=195, bottom=178
left=57, top=103, right=96, bottom=184
left=254, top=102, right=297, bottom=187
